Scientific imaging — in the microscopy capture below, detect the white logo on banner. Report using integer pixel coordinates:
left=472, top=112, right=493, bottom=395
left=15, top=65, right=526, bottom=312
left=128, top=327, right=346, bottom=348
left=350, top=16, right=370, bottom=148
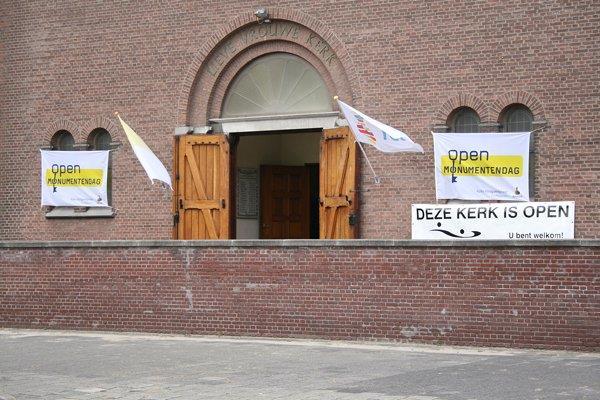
left=433, top=132, right=530, bottom=201
left=412, top=202, right=574, bottom=240
left=40, top=150, right=109, bottom=207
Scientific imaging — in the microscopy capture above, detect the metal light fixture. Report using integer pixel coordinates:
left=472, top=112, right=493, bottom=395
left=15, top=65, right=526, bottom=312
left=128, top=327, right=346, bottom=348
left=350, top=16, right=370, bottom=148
left=254, top=8, right=270, bottom=24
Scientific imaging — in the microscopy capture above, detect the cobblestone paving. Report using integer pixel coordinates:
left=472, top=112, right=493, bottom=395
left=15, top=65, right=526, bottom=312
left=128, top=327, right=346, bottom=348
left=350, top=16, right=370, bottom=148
left=0, top=329, right=598, bottom=400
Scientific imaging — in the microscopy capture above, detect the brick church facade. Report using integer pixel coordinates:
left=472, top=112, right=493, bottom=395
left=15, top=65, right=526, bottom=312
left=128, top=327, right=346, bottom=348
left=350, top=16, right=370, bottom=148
left=1, top=1, right=598, bottom=240
left=1, top=2, right=598, bottom=350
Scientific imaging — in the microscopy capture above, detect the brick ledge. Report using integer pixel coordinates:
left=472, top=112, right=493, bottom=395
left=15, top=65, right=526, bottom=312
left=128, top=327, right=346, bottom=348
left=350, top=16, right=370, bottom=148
left=0, top=239, right=598, bottom=248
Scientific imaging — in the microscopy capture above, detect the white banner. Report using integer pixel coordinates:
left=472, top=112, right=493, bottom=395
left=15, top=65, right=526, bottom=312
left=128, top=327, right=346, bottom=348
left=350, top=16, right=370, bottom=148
left=412, top=201, right=575, bottom=240
left=41, top=150, right=109, bottom=207
left=433, top=132, right=530, bottom=201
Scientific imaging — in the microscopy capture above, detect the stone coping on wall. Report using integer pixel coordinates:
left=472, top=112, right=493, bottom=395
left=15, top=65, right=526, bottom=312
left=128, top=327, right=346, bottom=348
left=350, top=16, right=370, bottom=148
left=0, top=239, right=598, bottom=248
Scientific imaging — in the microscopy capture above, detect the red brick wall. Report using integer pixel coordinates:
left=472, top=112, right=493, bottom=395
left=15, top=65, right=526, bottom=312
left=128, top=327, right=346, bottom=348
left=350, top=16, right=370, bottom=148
left=1, top=1, right=599, bottom=240
left=1, top=242, right=598, bottom=351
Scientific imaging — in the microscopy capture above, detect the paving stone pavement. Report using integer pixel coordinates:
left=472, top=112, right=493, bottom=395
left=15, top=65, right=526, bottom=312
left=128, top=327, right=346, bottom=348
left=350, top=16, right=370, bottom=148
left=0, top=329, right=598, bottom=399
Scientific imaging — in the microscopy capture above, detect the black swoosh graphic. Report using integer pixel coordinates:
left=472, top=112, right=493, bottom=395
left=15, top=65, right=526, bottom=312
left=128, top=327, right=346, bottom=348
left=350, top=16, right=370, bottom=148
left=430, top=229, right=481, bottom=239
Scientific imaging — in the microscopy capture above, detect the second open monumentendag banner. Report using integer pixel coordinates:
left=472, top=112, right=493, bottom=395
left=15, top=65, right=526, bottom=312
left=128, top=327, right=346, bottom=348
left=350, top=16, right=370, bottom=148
left=433, top=132, right=530, bottom=201
left=40, top=150, right=109, bottom=207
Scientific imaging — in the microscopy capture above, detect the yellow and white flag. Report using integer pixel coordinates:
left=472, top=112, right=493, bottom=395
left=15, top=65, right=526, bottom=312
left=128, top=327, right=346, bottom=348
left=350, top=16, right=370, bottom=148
left=337, top=99, right=423, bottom=153
left=117, top=114, right=172, bottom=190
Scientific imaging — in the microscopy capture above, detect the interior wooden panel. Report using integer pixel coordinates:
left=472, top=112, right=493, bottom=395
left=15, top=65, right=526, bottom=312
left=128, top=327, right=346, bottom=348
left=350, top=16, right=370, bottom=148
left=261, top=165, right=310, bottom=239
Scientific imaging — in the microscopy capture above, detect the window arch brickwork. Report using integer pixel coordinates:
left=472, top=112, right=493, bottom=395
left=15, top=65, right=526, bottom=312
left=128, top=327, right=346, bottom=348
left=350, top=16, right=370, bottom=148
left=42, top=119, right=81, bottom=146
left=490, top=91, right=545, bottom=123
left=432, top=94, right=488, bottom=132
left=81, top=116, right=120, bottom=143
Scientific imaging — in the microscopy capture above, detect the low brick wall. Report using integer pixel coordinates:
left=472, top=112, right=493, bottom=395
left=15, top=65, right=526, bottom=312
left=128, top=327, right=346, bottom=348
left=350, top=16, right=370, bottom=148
left=1, top=240, right=598, bottom=350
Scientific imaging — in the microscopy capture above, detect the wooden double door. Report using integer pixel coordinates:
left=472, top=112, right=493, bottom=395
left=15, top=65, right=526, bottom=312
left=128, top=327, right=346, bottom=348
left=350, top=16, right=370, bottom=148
left=174, top=127, right=358, bottom=240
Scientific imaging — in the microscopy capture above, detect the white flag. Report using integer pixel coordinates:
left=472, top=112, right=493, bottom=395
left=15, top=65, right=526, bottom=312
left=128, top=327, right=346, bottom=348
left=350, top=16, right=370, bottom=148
left=41, top=150, right=109, bottom=207
left=337, top=99, right=423, bottom=153
left=117, top=114, right=172, bottom=189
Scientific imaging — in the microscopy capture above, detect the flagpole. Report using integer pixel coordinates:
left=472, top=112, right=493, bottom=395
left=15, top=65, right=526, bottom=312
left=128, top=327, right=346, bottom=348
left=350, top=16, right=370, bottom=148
left=530, top=125, right=546, bottom=135
left=356, top=138, right=381, bottom=184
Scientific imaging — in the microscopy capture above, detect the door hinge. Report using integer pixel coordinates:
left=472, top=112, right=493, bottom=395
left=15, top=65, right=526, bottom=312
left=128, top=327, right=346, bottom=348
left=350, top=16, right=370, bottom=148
left=173, top=212, right=179, bottom=226
left=349, top=213, right=358, bottom=226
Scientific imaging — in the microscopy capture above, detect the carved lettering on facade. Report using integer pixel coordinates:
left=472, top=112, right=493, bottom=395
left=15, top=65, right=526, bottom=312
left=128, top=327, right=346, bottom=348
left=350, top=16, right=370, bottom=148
left=206, top=23, right=336, bottom=77
left=304, top=33, right=336, bottom=66
left=207, top=41, right=238, bottom=76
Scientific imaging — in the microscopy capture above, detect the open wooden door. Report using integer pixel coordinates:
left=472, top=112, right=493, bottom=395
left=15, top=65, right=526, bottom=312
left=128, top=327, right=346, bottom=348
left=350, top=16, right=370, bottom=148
left=260, top=165, right=310, bottom=239
left=175, top=134, right=230, bottom=239
left=319, top=127, right=358, bottom=239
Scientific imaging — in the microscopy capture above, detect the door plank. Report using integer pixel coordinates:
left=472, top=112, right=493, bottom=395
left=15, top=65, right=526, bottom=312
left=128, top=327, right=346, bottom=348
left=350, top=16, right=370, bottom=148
left=184, top=200, right=221, bottom=209
left=322, top=196, right=349, bottom=208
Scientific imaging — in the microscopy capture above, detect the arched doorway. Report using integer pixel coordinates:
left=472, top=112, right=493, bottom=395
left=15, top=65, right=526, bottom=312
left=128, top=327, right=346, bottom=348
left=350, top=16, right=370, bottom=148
left=224, top=53, right=330, bottom=239
left=174, top=15, right=359, bottom=240
left=175, top=53, right=357, bottom=240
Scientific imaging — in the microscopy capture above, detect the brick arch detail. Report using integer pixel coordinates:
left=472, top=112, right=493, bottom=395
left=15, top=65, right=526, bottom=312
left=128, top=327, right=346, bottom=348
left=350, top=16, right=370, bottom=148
left=433, top=93, right=488, bottom=125
left=490, top=91, right=546, bottom=122
left=42, top=118, right=82, bottom=144
left=178, top=7, right=361, bottom=126
left=81, top=116, right=121, bottom=142
left=207, top=42, right=343, bottom=120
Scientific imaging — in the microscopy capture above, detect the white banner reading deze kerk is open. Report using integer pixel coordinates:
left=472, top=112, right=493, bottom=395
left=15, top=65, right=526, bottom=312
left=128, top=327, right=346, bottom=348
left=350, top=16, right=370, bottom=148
left=433, top=132, right=530, bottom=201
left=41, top=150, right=109, bottom=207
left=412, top=201, right=574, bottom=240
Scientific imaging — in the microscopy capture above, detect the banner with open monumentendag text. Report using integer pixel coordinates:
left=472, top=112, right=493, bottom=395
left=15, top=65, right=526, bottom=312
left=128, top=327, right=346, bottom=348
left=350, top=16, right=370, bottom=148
left=41, top=150, right=109, bottom=207
left=433, top=132, right=530, bottom=201
left=411, top=201, right=574, bottom=240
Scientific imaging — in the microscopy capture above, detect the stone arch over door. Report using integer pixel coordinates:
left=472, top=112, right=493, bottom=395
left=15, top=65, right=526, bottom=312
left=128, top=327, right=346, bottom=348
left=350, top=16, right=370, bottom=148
left=178, top=8, right=360, bottom=126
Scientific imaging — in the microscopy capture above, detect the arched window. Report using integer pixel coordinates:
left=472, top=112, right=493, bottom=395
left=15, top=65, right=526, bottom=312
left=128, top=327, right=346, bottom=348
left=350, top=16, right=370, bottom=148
left=87, top=128, right=113, bottom=206
left=51, top=130, right=75, bottom=150
left=448, top=107, right=480, bottom=133
left=500, top=104, right=535, bottom=199
left=501, top=104, right=533, bottom=132
left=222, top=53, right=332, bottom=118
left=88, top=128, right=112, bottom=150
